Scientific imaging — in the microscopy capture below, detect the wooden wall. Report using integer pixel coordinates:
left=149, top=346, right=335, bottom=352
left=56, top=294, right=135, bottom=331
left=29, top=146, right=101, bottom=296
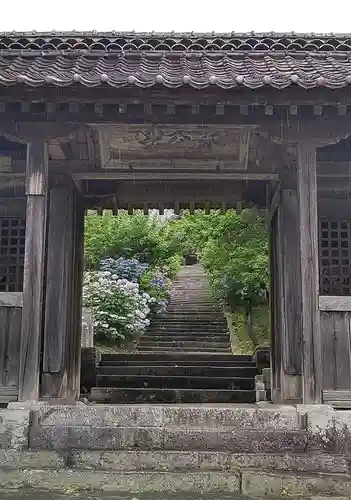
left=320, top=296, right=351, bottom=407
left=0, top=293, right=22, bottom=402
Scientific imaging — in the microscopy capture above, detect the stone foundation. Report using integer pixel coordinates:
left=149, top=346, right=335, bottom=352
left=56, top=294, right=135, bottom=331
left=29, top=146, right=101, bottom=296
left=1, top=403, right=351, bottom=496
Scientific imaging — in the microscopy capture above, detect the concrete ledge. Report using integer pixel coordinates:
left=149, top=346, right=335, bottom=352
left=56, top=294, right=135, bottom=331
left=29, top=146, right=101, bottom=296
left=0, top=467, right=350, bottom=495
left=31, top=404, right=300, bottom=430
left=71, top=450, right=348, bottom=474
left=29, top=425, right=307, bottom=452
left=0, top=450, right=65, bottom=469
left=0, top=469, right=241, bottom=493
left=242, top=470, right=351, bottom=497
left=0, top=449, right=347, bottom=475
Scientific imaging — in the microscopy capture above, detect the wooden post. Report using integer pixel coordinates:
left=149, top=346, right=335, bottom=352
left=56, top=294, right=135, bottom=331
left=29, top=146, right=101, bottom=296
left=41, top=186, right=74, bottom=398
left=297, top=141, right=322, bottom=404
left=279, top=189, right=303, bottom=402
left=69, top=197, right=85, bottom=398
left=18, top=139, right=48, bottom=401
left=41, top=185, right=84, bottom=401
left=269, top=208, right=282, bottom=402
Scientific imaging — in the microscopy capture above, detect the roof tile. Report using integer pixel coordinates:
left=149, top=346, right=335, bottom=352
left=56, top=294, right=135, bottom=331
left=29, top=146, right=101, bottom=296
left=0, top=32, right=351, bottom=90
left=0, top=53, right=349, bottom=89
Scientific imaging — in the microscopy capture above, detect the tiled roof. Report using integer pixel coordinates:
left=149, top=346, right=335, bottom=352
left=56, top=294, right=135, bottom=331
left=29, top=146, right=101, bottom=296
left=1, top=32, right=351, bottom=89
left=2, top=31, right=351, bottom=52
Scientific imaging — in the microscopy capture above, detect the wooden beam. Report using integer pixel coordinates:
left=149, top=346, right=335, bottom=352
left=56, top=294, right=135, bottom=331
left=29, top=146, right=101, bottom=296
left=73, top=172, right=279, bottom=181
left=297, top=141, right=322, bottom=405
left=19, top=139, right=48, bottom=401
left=323, top=390, right=351, bottom=408
left=319, top=296, right=351, bottom=312
left=0, top=292, right=23, bottom=307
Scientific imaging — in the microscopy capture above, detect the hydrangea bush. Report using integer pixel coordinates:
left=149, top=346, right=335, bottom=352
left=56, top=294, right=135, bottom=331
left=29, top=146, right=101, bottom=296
left=83, top=257, right=172, bottom=343
left=100, top=257, right=148, bottom=283
left=140, top=268, right=170, bottom=316
left=83, top=270, right=151, bottom=342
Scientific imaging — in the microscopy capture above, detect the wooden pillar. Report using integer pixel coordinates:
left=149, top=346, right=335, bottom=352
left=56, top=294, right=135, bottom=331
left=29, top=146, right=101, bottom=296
left=297, top=141, right=322, bottom=404
left=68, top=197, right=85, bottom=399
left=41, top=185, right=74, bottom=399
left=19, top=139, right=48, bottom=401
left=279, top=189, right=303, bottom=402
left=268, top=209, right=282, bottom=402
left=41, top=184, right=85, bottom=400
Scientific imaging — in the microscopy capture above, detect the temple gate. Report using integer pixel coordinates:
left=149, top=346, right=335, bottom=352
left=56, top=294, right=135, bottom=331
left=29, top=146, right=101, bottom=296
left=0, top=32, right=351, bottom=406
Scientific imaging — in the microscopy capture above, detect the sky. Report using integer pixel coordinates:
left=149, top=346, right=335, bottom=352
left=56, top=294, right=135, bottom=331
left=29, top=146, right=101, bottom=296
left=1, top=0, right=351, bottom=33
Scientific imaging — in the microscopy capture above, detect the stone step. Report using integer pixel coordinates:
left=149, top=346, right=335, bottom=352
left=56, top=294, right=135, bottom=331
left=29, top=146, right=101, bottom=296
left=1, top=468, right=350, bottom=495
left=135, top=347, right=231, bottom=353
left=31, top=421, right=305, bottom=452
left=141, top=335, right=229, bottom=342
left=30, top=403, right=300, bottom=430
left=146, top=330, right=227, bottom=336
left=101, top=353, right=252, bottom=363
left=167, top=306, right=220, bottom=308
left=150, top=325, right=227, bottom=331
left=147, top=329, right=227, bottom=335
left=89, top=387, right=256, bottom=404
left=13, top=450, right=346, bottom=475
left=151, top=318, right=227, bottom=324
left=137, top=341, right=231, bottom=350
left=148, top=325, right=227, bottom=332
left=164, top=312, right=223, bottom=317
left=98, top=366, right=258, bottom=377
left=96, top=374, right=255, bottom=390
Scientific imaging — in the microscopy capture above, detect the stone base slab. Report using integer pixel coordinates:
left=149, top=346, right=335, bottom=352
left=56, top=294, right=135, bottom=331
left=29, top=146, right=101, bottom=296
left=30, top=404, right=300, bottom=430
left=0, top=468, right=350, bottom=496
left=0, top=469, right=241, bottom=493
left=1, top=403, right=351, bottom=496
left=0, top=449, right=346, bottom=474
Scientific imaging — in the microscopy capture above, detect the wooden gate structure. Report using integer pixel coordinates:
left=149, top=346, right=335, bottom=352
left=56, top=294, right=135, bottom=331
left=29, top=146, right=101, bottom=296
left=1, top=32, right=351, bottom=405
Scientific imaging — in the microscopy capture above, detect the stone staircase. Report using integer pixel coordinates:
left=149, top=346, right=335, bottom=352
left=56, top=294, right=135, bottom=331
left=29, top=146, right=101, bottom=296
left=14, top=403, right=351, bottom=496
left=137, top=265, right=231, bottom=353
left=89, top=265, right=262, bottom=404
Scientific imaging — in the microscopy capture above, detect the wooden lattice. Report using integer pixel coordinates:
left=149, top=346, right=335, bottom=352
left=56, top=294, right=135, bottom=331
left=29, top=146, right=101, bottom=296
left=0, top=218, right=25, bottom=292
left=319, top=219, right=351, bottom=296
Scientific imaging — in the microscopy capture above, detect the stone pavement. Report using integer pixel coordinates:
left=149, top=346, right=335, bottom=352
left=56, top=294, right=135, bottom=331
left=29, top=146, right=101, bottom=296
left=0, top=492, right=242, bottom=500
left=1, top=492, right=347, bottom=500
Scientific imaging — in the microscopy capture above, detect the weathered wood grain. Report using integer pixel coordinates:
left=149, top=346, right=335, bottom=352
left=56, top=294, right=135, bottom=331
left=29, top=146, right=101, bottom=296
left=19, top=139, right=48, bottom=401
left=5, top=307, right=22, bottom=387
left=321, top=311, right=337, bottom=391
left=280, top=190, right=302, bottom=376
left=319, top=296, right=351, bottom=312
left=297, top=141, right=322, bottom=404
left=320, top=311, right=351, bottom=391
left=0, top=308, right=9, bottom=386
left=74, top=171, right=279, bottom=181
left=72, top=199, right=85, bottom=397
left=269, top=210, right=282, bottom=403
left=0, top=306, right=22, bottom=390
left=0, top=292, right=23, bottom=307
left=0, top=386, right=18, bottom=403
left=323, top=390, right=351, bottom=407
left=42, top=189, right=70, bottom=367
left=41, top=186, right=74, bottom=398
